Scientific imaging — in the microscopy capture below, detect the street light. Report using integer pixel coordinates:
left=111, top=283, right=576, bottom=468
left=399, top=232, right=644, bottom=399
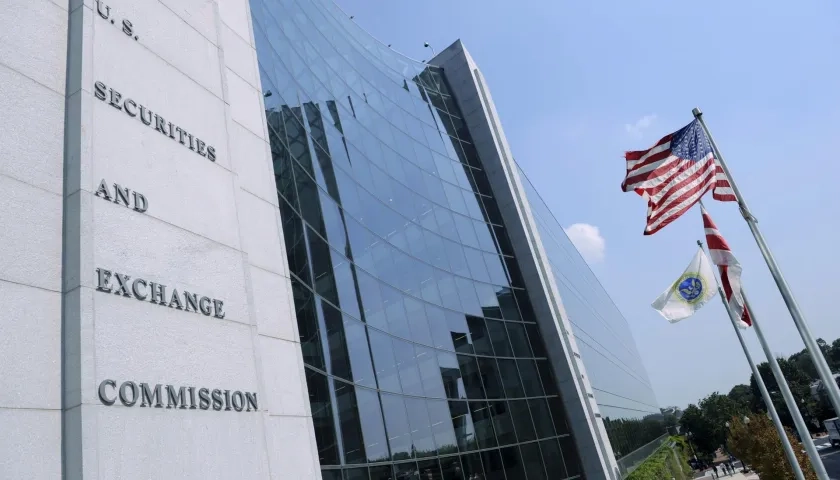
left=423, top=42, right=436, bottom=57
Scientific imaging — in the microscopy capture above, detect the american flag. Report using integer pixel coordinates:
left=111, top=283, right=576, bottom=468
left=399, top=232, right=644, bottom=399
left=622, top=119, right=735, bottom=235
left=701, top=204, right=751, bottom=327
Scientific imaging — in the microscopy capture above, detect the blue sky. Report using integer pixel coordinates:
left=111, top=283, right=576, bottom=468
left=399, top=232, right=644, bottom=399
left=336, top=0, right=840, bottom=408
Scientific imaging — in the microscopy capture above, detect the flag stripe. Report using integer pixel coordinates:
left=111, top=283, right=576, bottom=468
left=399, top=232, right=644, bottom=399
left=622, top=119, right=736, bottom=235
left=701, top=205, right=752, bottom=327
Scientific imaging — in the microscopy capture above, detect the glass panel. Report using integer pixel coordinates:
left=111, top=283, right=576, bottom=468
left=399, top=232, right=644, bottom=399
left=427, top=399, right=458, bottom=455
left=520, top=443, right=547, bottom=480
left=416, top=346, right=446, bottom=398
left=469, top=401, right=497, bottom=449
left=305, top=368, right=340, bottom=465
left=485, top=320, right=512, bottom=357
left=496, top=359, right=524, bottom=399
left=466, top=316, right=493, bottom=356
left=489, top=401, right=518, bottom=446
left=540, top=438, right=569, bottom=479
left=369, top=465, right=395, bottom=480
left=448, top=311, right=473, bottom=354
left=476, top=358, right=504, bottom=399
left=448, top=400, right=477, bottom=452
left=457, top=355, right=485, bottom=399
left=439, top=457, right=465, bottom=480
left=405, top=397, right=436, bottom=457
left=547, top=396, right=571, bottom=436
left=344, top=467, right=370, bottom=480
left=524, top=323, right=547, bottom=358
left=479, top=449, right=505, bottom=480
left=499, top=446, right=527, bottom=480
left=394, top=339, right=424, bottom=397
left=381, top=393, right=412, bottom=460
left=559, top=436, right=582, bottom=477
left=438, top=351, right=466, bottom=399
left=517, top=359, right=545, bottom=397
left=506, top=322, right=532, bottom=358
left=334, top=380, right=367, bottom=464
left=460, top=453, right=485, bottom=480
left=344, top=317, right=376, bottom=388
left=322, top=470, right=343, bottom=480
left=356, top=388, right=390, bottom=463
left=417, top=459, right=443, bottom=480
left=509, top=399, right=537, bottom=442
left=369, top=329, right=402, bottom=393
left=528, top=398, right=557, bottom=439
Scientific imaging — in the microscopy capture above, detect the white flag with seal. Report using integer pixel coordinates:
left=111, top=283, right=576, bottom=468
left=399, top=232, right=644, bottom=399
left=652, top=247, right=719, bottom=322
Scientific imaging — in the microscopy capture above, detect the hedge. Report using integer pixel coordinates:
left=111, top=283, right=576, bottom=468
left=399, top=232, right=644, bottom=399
left=625, top=437, right=693, bottom=480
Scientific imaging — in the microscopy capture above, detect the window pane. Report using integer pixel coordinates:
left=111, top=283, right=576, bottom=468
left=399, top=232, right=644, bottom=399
left=369, top=465, right=394, bottom=480
left=343, top=467, right=369, bottom=480
left=322, top=470, right=342, bottom=480
left=547, top=396, right=571, bottom=436
left=356, top=388, right=390, bottom=463
left=460, top=453, right=485, bottom=480
left=439, top=457, right=465, bottom=480
left=447, top=311, right=473, bottom=354
left=540, top=438, right=569, bottom=479
left=457, top=355, right=485, bottom=399
left=427, top=399, right=458, bottom=455
left=344, top=317, right=376, bottom=388
left=479, top=449, right=505, bottom=480
left=520, top=443, right=547, bottom=480
left=334, top=380, right=367, bottom=464
left=405, top=397, right=436, bottom=458
left=293, top=279, right=325, bottom=370
left=476, top=358, right=504, bottom=399
left=466, top=316, right=494, bottom=356
left=529, top=398, right=557, bottom=439
left=559, top=435, right=583, bottom=477
left=390, top=339, right=420, bottom=396
left=381, top=393, right=412, bottom=460
left=517, top=359, right=545, bottom=397
left=499, top=446, right=527, bottom=480
left=489, top=401, right=517, bottom=446
left=438, top=351, right=466, bottom=399
left=404, top=296, right=434, bottom=346
left=449, top=400, right=476, bottom=452
left=319, top=299, right=352, bottom=381
left=509, top=399, right=537, bottom=442
left=369, top=330, right=402, bottom=393
left=506, top=322, right=533, bottom=358
left=469, top=401, right=497, bottom=449
left=394, top=461, right=420, bottom=480
left=417, top=346, right=446, bottom=398
left=485, top=319, right=512, bottom=357
left=524, top=323, right=547, bottom=358
left=537, top=360, right=558, bottom=395
left=427, top=304, right=455, bottom=351
left=305, top=368, right=340, bottom=465
left=496, top=359, right=524, bottom=399
left=417, top=459, right=443, bottom=480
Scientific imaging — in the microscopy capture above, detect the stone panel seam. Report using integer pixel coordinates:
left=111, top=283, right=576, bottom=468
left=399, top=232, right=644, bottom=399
left=0, top=277, right=62, bottom=295
left=154, top=0, right=219, bottom=47
left=0, top=171, right=63, bottom=199
left=0, top=59, right=66, bottom=98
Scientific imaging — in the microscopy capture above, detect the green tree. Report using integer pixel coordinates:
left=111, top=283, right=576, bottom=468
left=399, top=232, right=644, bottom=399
left=728, top=384, right=755, bottom=412
left=679, top=393, right=745, bottom=458
left=727, top=414, right=817, bottom=480
left=749, top=357, right=828, bottom=432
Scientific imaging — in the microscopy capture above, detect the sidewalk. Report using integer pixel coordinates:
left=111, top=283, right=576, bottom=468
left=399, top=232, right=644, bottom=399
left=699, top=471, right=759, bottom=480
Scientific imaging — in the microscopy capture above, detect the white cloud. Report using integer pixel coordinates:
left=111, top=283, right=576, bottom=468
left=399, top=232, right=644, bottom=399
left=625, top=114, right=658, bottom=137
left=564, top=223, right=606, bottom=264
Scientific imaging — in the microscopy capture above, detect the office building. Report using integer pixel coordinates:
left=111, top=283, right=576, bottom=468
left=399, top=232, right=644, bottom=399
left=0, top=0, right=661, bottom=478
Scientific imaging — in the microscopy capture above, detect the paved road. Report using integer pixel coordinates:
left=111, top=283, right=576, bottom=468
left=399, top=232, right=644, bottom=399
left=815, top=437, right=840, bottom=479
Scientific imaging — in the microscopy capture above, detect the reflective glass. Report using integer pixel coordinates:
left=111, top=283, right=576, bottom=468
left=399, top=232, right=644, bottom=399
left=256, top=0, right=604, bottom=474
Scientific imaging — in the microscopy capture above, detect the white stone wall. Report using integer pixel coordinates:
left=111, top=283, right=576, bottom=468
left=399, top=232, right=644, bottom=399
left=1, top=0, right=319, bottom=478
left=0, top=0, right=67, bottom=477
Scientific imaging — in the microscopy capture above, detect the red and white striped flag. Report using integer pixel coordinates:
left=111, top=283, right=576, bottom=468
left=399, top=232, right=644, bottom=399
left=701, top=204, right=752, bottom=327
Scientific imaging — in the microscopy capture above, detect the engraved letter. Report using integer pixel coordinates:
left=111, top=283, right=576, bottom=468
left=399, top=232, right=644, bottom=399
left=140, top=383, right=164, bottom=408
left=149, top=282, right=166, bottom=305
left=154, top=114, right=168, bottom=136
left=98, top=379, right=116, bottom=406
left=94, top=81, right=107, bottom=101
left=231, top=391, right=244, bottom=412
left=245, top=392, right=258, bottom=411
left=168, top=289, right=184, bottom=310
left=113, top=183, right=130, bottom=207
left=176, top=127, right=188, bottom=145
left=119, top=381, right=138, bottom=406
left=198, top=296, right=212, bottom=316
left=189, top=387, right=197, bottom=409
left=96, top=268, right=113, bottom=293
left=211, top=389, right=223, bottom=411
left=183, top=291, right=199, bottom=313
left=131, top=278, right=147, bottom=300
left=95, top=0, right=110, bottom=19
left=108, top=89, right=122, bottom=110
left=122, top=19, right=134, bottom=36
left=94, top=179, right=111, bottom=201
left=124, top=99, right=137, bottom=117
left=167, top=122, right=176, bottom=140
left=213, top=299, right=226, bottom=319
left=113, top=272, right=131, bottom=297
left=139, top=105, right=153, bottom=125
left=198, top=388, right=211, bottom=410
left=223, top=390, right=231, bottom=411
left=207, top=146, right=217, bottom=162
left=166, top=385, right=188, bottom=409
left=133, top=191, right=148, bottom=213
left=196, top=139, right=207, bottom=156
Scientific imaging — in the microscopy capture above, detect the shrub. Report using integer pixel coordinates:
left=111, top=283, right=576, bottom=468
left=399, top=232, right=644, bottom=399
left=626, top=437, right=692, bottom=480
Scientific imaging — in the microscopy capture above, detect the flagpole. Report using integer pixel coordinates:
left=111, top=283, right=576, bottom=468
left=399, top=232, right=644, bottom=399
left=742, top=288, right=829, bottom=478
left=697, top=241, right=808, bottom=480
left=693, top=107, right=840, bottom=420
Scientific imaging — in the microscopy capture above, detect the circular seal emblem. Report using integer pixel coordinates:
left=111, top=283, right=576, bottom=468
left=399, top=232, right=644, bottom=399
left=675, top=274, right=704, bottom=303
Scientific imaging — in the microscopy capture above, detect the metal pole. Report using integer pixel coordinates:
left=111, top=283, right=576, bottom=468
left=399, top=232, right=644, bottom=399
left=693, top=107, right=840, bottom=419
left=744, top=288, right=827, bottom=479
left=698, top=241, right=806, bottom=480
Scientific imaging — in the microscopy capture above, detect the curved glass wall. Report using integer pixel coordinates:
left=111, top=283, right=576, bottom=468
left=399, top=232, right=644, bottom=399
left=516, top=167, right=665, bottom=466
left=252, top=0, right=583, bottom=478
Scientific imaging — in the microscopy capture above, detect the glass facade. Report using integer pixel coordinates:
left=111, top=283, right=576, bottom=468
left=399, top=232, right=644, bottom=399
left=252, top=0, right=584, bottom=478
left=517, top=167, right=665, bottom=469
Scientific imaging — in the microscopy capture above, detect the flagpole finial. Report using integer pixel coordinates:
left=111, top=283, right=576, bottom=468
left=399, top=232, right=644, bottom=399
left=692, top=108, right=703, bottom=118
left=697, top=239, right=704, bottom=248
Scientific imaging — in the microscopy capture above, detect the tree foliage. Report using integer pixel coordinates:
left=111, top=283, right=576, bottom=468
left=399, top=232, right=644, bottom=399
left=727, top=414, right=818, bottom=480
left=626, top=437, right=692, bottom=480
left=679, top=393, right=745, bottom=459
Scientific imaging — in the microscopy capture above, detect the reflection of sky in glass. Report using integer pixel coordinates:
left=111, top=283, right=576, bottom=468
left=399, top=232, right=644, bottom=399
left=517, top=164, right=665, bottom=458
left=253, top=0, right=591, bottom=476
